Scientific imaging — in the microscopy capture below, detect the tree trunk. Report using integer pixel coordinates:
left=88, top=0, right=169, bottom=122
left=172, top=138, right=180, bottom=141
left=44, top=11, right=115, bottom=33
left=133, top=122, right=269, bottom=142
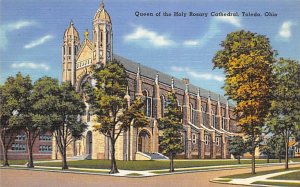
left=61, top=144, right=68, bottom=170
left=27, top=144, right=34, bottom=168
left=2, top=148, right=9, bottom=167
left=109, top=139, right=119, bottom=174
left=251, top=138, right=256, bottom=174
left=285, top=134, right=289, bottom=170
left=238, top=155, right=241, bottom=164
left=169, top=152, right=174, bottom=172
left=267, top=155, right=269, bottom=163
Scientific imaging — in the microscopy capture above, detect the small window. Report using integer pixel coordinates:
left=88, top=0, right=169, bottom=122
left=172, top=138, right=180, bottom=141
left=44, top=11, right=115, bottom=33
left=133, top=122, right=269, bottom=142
left=15, top=134, right=26, bottom=141
left=205, top=135, right=209, bottom=145
left=222, top=118, right=226, bottom=129
left=216, top=137, right=220, bottom=146
left=39, top=145, right=52, bottom=152
left=192, top=133, right=196, bottom=144
left=11, top=143, right=26, bottom=151
left=39, top=135, right=52, bottom=141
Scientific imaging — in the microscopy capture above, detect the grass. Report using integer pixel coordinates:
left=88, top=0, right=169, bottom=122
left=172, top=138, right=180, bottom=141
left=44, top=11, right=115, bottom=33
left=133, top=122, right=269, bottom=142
left=253, top=181, right=300, bottom=187
left=126, top=173, right=143, bottom=176
left=0, top=159, right=53, bottom=166
left=269, top=170, right=300, bottom=180
left=34, top=159, right=281, bottom=171
left=222, top=167, right=300, bottom=179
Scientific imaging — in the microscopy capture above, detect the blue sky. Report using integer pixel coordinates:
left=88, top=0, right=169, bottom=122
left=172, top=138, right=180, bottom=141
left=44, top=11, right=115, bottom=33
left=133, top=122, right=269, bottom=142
left=1, top=0, right=299, bottom=95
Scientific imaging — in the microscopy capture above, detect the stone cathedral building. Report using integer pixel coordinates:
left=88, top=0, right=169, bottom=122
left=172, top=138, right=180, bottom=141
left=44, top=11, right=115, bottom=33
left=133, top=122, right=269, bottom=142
left=53, top=1, right=238, bottom=160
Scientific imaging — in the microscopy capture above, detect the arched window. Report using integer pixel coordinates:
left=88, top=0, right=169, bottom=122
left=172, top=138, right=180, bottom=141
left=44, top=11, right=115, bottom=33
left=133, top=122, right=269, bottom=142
left=142, top=90, right=152, bottom=117
left=201, top=106, right=204, bottom=125
left=190, top=104, right=195, bottom=124
left=222, top=117, right=225, bottom=129
left=161, top=95, right=166, bottom=117
left=211, top=110, right=216, bottom=128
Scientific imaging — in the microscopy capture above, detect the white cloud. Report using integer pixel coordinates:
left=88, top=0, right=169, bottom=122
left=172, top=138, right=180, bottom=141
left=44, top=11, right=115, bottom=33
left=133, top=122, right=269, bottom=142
left=171, top=66, right=224, bottom=82
left=215, top=16, right=241, bottom=28
left=24, top=35, right=53, bottom=49
left=0, top=20, right=36, bottom=50
left=278, top=21, right=295, bottom=40
left=183, top=16, right=241, bottom=47
left=11, top=62, right=50, bottom=71
left=124, top=26, right=175, bottom=47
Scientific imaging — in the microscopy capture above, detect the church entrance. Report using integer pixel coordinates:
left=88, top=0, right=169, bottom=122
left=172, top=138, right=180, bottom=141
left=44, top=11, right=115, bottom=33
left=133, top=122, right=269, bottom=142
left=86, top=131, right=92, bottom=157
left=138, top=130, right=151, bottom=153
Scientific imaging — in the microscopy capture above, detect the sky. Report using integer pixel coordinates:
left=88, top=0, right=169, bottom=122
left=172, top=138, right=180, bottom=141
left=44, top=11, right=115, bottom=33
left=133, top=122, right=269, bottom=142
left=1, top=0, right=299, bottom=95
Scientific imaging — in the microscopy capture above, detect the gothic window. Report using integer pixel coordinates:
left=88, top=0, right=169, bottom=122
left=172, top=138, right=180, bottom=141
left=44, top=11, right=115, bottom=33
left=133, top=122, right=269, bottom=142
left=161, top=95, right=166, bottom=117
left=100, top=32, right=103, bottom=47
left=142, top=90, right=152, bottom=117
left=211, top=110, right=216, bottom=128
left=204, top=135, right=209, bottom=145
left=190, top=104, right=196, bottom=124
left=201, top=106, right=204, bottom=125
left=222, top=117, right=226, bottom=129
left=69, top=47, right=71, bottom=55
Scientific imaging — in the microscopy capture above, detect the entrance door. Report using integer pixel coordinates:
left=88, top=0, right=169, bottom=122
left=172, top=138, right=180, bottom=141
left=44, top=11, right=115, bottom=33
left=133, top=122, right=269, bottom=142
left=138, top=130, right=150, bottom=153
left=86, top=131, right=92, bottom=156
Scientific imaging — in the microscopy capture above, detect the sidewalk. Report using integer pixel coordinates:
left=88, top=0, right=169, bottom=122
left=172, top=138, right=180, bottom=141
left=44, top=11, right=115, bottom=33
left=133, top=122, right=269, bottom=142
left=229, top=169, right=300, bottom=185
left=6, top=161, right=299, bottom=177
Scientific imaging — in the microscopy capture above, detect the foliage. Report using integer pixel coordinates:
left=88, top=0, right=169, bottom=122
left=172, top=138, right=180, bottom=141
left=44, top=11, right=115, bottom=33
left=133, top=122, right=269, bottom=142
left=48, top=81, right=86, bottom=169
left=158, top=92, right=183, bottom=172
left=228, top=136, right=245, bottom=164
left=266, top=58, right=300, bottom=169
left=212, top=30, right=275, bottom=174
left=88, top=59, right=148, bottom=174
left=0, top=73, right=32, bottom=166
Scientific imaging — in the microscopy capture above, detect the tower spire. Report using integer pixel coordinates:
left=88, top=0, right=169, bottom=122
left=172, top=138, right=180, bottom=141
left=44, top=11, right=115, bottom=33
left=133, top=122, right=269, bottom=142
left=100, top=0, right=104, bottom=9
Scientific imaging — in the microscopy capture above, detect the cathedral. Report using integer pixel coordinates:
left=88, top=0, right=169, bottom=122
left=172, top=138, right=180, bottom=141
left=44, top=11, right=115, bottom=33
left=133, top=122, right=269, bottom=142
left=53, top=1, right=238, bottom=161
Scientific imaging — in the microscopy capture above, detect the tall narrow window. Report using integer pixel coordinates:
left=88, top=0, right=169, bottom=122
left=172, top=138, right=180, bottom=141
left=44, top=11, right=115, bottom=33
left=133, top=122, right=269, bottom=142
left=192, top=133, right=196, bottom=144
left=201, top=106, right=205, bottom=125
left=211, top=110, right=216, bottom=128
left=222, top=117, right=225, bottom=129
left=161, top=95, right=166, bottom=117
left=143, top=90, right=152, bottom=117
left=190, top=104, right=195, bottom=124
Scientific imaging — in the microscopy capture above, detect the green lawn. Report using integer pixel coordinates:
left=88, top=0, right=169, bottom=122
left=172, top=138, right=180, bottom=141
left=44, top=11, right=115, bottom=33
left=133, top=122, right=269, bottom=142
left=270, top=170, right=300, bottom=180
left=222, top=167, right=300, bottom=179
left=253, top=181, right=300, bottom=187
left=0, top=159, right=52, bottom=166
left=33, top=159, right=281, bottom=171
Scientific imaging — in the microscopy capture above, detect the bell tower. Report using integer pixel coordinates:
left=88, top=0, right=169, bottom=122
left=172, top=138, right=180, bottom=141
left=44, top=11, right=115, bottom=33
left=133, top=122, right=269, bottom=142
left=92, top=1, right=113, bottom=66
left=62, top=21, right=80, bottom=85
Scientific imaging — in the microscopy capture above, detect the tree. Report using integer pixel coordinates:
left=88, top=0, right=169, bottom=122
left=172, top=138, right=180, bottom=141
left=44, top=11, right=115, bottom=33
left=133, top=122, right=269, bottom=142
left=0, top=73, right=32, bottom=166
left=228, top=136, right=245, bottom=164
left=266, top=58, right=300, bottom=169
left=213, top=30, right=275, bottom=174
left=88, top=59, right=148, bottom=174
left=25, top=77, right=60, bottom=168
left=158, top=92, right=183, bottom=172
left=51, top=81, right=86, bottom=170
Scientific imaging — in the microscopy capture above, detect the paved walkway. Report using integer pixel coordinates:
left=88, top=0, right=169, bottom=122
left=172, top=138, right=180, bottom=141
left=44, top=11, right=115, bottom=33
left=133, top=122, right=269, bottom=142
left=227, top=169, right=300, bottom=186
left=10, top=161, right=300, bottom=177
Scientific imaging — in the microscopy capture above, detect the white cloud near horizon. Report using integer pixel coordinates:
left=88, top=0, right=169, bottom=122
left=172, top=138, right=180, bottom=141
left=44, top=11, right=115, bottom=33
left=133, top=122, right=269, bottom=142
left=11, top=61, right=50, bottom=71
left=171, top=66, right=224, bottom=82
left=0, top=20, right=36, bottom=50
left=183, top=16, right=241, bottom=47
left=278, top=21, right=295, bottom=40
left=124, top=26, right=175, bottom=47
left=24, top=34, right=53, bottom=49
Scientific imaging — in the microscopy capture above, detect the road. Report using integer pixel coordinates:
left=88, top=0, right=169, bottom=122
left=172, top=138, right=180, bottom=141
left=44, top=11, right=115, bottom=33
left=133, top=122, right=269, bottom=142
left=1, top=164, right=299, bottom=187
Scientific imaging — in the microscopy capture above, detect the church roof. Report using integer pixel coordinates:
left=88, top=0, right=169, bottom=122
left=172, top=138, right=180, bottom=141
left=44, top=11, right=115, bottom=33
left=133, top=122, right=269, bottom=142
left=114, top=54, right=233, bottom=106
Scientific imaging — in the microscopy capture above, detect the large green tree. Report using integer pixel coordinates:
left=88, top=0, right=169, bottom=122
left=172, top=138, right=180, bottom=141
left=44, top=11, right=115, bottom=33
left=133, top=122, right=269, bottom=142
left=88, top=59, right=148, bottom=174
left=0, top=73, right=32, bottom=166
left=228, top=136, right=245, bottom=164
left=51, top=81, right=86, bottom=170
left=158, top=92, right=183, bottom=172
left=266, top=58, right=300, bottom=169
left=24, top=77, right=60, bottom=168
left=213, top=30, right=275, bottom=174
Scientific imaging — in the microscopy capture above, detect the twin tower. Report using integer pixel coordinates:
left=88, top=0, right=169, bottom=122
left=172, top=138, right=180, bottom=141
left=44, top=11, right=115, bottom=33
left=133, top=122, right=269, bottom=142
left=62, top=1, right=113, bottom=86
